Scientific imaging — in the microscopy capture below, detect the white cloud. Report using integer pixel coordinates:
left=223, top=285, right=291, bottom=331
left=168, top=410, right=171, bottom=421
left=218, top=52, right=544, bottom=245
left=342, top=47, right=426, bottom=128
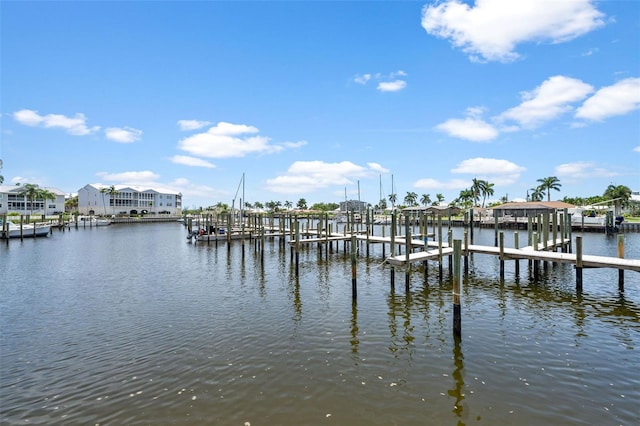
left=634, top=146, right=640, bottom=153
left=178, top=119, right=212, bottom=131
left=96, top=170, right=160, bottom=185
left=281, top=140, right=308, bottom=149
left=13, top=109, right=100, bottom=135
left=367, top=162, right=390, bottom=174
left=422, top=0, right=605, bottom=62
left=377, top=80, right=407, bottom=92
left=575, top=78, right=640, bottom=121
left=170, top=155, right=216, bottom=168
left=354, top=70, right=408, bottom=92
left=436, top=117, right=498, bottom=141
left=265, top=161, right=384, bottom=194
left=413, top=178, right=470, bottom=190
left=178, top=122, right=289, bottom=158
left=498, top=76, right=594, bottom=128
left=451, top=157, right=525, bottom=185
left=354, top=73, right=372, bottom=84
left=555, top=161, right=619, bottom=181
left=105, top=127, right=143, bottom=143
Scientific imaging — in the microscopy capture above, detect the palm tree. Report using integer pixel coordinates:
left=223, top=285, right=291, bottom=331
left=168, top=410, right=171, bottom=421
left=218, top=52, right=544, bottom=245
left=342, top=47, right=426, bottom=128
left=18, top=184, right=56, bottom=216
left=530, top=186, right=545, bottom=202
left=435, top=193, right=445, bottom=205
left=284, top=201, right=293, bottom=211
left=296, top=198, right=307, bottom=210
left=404, top=191, right=418, bottom=207
left=0, top=174, right=4, bottom=184
left=214, top=202, right=229, bottom=213
left=388, top=193, right=397, bottom=210
left=17, top=183, right=40, bottom=216
left=107, top=185, right=119, bottom=216
left=99, top=187, right=108, bottom=215
left=471, top=178, right=485, bottom=207
left=420, top=193, right=431, bottom=207
left=481, top=182, right=495, bottom=208
left=603, top=184, right=632, bottom=216
left=66, top=195, right=78, bottom=213
left=537, top=176, right=561, bottom=202
left=455, top=189, right=474, bottom=209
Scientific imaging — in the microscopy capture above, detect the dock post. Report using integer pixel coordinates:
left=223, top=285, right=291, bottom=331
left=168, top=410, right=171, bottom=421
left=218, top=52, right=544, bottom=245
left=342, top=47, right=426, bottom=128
left=576, top=236, right=583, bottom=291
left=453, top=240, right=462, bottom=337
left=390, top=211, right=396, bottom=290
left=514, top=232, right=520, bottom=277
left=527, top=214, right=533, bottom=269
left=438, top=216, right=443, bottom=280
left=351, top=232, right=357, bottom=299
left=618, top=234, right=624, bottom=291
left=494, top=209, right=499, bottom=247
left=532, top=232, right=539, bottom=280
left=468, top=208, right=474, bottom=244
left=405, top=214, right=411, bottom=292
left=552, top=211, right=558, bottom=251
left=463, top=229, right=469, bottom=275
left=295, top=219, right=300, bottom=277
left=499, top=231, right=505, bottom=279
left=448, top=228, right=453, bottom=276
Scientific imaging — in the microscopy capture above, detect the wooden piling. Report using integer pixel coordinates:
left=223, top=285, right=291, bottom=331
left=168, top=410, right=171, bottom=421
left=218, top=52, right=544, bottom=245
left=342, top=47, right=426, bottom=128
left=618, top=234, right=624, bottom=291
left=453, top=240, right=462, bottom=337
left=351, top=232, right=357, bottom=299
left=576, top=236, right=583, bottom=291
left=514, top=232, right=520, bottom=277
left=405, top=214, right=411, bottom=292
left=499, top=232, right=505, bottom=279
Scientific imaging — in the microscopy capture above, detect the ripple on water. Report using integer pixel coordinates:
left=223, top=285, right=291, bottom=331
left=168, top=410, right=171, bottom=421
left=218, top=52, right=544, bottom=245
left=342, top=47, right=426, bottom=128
left=0, top=224, right=638, bottom=425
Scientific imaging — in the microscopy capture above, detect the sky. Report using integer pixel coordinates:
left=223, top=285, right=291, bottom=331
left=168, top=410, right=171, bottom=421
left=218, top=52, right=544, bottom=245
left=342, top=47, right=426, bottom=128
left=1, top=0, right=639, bottom=209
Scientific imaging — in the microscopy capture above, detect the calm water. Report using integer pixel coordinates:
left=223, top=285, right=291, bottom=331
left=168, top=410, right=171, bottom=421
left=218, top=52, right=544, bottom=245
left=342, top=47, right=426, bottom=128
left=1, top=222, right=639, bottom=425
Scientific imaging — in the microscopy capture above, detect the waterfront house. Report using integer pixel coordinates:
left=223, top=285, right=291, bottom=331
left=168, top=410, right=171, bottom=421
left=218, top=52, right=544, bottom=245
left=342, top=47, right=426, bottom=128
left=77, top=184, right=182, bottom=216
left=0, top=185, right=67, bottom=216
left=490, top=201, right=575, bottom=221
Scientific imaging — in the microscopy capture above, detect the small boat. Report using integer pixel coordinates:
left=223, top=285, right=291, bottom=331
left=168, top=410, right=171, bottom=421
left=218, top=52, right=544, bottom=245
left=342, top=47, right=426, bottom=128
left=188, top=227, right=252, bottom=242
left=73, top=216, right=112, bottom=227
left=1, top=221, right=51, bottom=238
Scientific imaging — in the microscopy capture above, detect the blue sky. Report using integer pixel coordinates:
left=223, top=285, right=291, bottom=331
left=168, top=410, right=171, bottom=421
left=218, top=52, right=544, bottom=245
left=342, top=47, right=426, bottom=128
left=1, top=0, right=639, bottom=209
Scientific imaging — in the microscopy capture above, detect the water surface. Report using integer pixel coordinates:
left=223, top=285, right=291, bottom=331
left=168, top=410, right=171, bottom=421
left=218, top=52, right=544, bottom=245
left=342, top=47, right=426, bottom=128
left=1, top=223, right=638, bottom=425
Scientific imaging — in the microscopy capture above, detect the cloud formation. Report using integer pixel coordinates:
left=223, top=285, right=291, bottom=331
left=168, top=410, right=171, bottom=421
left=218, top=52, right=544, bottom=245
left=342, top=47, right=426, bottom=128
left=170, top=155, right=216, bottom=168
left=354, top=70, right=408, bottom=92
left=575, top=78, right=640, bottom=121
left=178, top=119, right=212, bottom=131
left=436, top=117, right=498, bottom=142
left=422, top=0, right=605, bottom=62
left=178, top=121, right=302, bottom=159
left=96, top=170, right=161, bottom=185
left=266, top=161, right=386, bottom=194
left=13, top=109, right=100, bottom=135
left=105, top=127, right=143, bottom=143
left=436, top=75, right=638, bottom=141
left=499, top=76, right=594, bottom=128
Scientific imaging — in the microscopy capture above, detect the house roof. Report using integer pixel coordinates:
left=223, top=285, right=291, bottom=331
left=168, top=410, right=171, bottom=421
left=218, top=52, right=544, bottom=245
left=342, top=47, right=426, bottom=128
left=402, top=205, right=462, bottom=215
left=490, top=201, right=575, bottom=210
left=0, top=185, right=66, bottom=196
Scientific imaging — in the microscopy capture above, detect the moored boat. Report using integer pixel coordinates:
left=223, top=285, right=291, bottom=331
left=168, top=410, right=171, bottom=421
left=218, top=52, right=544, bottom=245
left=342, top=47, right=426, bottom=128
left=1, top=220, right=51, bottom=238
left=72, top=216, right=112, bottom=227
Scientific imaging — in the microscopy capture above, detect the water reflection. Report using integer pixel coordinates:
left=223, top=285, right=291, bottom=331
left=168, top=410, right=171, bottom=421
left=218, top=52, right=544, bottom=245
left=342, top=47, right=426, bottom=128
left=448, top=336, right=466, bottom=423
left=350, top=301, right=359, bottom=354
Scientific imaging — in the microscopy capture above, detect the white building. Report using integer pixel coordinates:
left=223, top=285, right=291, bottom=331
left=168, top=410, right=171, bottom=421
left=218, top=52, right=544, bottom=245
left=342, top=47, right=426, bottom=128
left=0, top=185, right=67, bottom=216
left=77, top=184, right=182, bottom=216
